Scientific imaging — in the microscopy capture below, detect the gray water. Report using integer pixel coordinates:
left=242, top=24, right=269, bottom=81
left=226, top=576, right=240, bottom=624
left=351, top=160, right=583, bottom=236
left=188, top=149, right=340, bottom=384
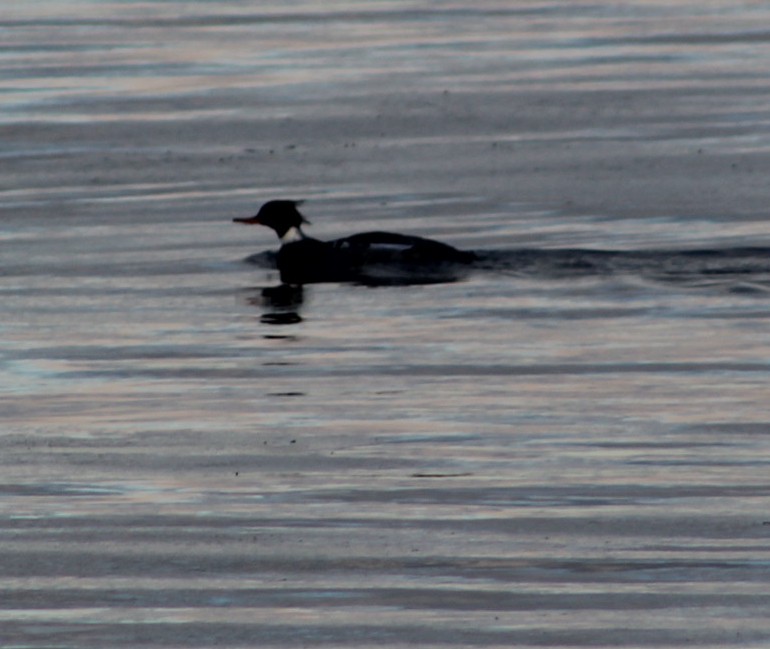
left=2, top=2, right=770, bottom=647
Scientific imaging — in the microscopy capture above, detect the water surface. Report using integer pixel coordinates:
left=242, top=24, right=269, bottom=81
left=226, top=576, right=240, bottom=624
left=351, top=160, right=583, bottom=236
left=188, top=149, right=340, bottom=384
left=2, top=1, right=770, bottom=647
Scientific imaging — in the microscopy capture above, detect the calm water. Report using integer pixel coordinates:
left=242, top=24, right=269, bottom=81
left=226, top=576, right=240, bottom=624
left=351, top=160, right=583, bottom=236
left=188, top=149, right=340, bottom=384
left=2, top=2, right=770, bottom=647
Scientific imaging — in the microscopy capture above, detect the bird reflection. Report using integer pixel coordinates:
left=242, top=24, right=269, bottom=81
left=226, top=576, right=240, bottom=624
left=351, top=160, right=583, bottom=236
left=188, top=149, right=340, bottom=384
left=245, top=284, right=304, bottom=325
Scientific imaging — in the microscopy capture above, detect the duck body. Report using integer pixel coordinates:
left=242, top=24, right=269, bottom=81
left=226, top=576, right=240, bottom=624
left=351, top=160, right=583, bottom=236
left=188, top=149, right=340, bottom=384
left=234, top=200, right=476, bottom=285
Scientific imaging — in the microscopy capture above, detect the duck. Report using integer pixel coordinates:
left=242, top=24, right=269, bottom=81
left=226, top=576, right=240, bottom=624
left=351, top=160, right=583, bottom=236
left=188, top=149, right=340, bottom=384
left=233, top=200, right=476, bottom=285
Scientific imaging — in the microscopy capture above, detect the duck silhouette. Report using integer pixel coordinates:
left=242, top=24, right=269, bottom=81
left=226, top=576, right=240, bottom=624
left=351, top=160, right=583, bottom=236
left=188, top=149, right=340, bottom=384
left=234, top=200, right=476, bottom=285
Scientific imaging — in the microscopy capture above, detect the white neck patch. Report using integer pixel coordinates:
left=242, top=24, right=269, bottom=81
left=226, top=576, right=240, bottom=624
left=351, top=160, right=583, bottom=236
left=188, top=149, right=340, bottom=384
left=280, top=226, right=305, bottom=243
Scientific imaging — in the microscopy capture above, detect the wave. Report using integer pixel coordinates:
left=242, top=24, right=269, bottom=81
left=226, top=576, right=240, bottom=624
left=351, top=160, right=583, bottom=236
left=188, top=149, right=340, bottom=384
left=475, top=246, right=770, bottom=273
left=245, top=246, right=770, bottom=290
